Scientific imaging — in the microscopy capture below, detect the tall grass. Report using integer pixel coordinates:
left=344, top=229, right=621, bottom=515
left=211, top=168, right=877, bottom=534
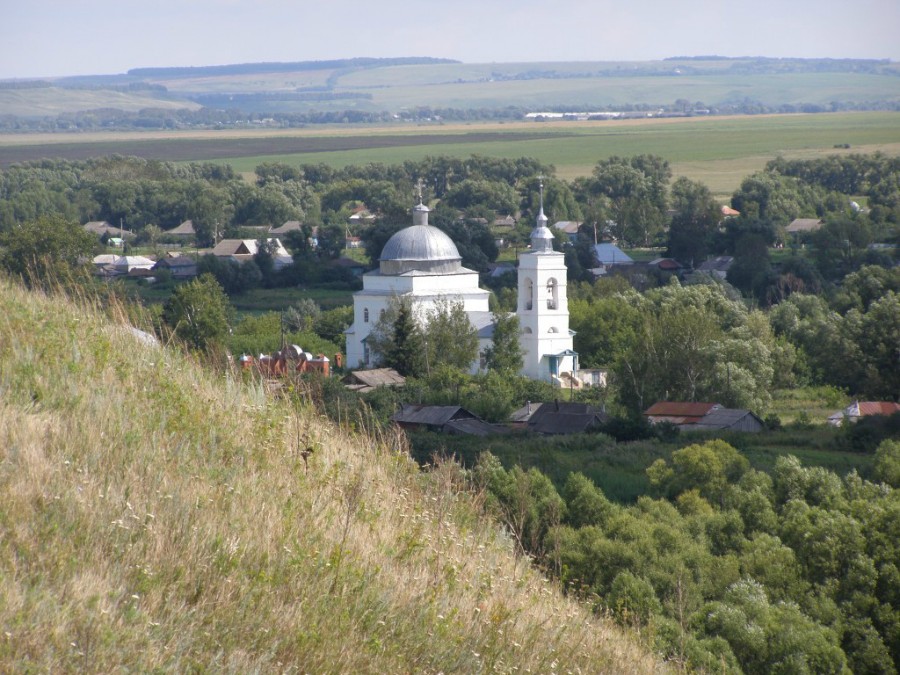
left=0, top=277, right=662, bottom=672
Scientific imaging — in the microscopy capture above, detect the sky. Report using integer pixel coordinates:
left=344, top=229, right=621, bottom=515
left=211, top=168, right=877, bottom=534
left=1, top=0, right=899, bottom=79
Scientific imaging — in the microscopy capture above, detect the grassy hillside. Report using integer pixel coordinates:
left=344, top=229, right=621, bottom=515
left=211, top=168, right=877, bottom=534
left=0, top=278, right=661, bottom=673
left=0, top=87, right=199, bottom=117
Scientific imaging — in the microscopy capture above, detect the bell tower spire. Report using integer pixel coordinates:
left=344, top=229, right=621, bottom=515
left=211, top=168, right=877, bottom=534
left=530, top=176, right=554, bottom=253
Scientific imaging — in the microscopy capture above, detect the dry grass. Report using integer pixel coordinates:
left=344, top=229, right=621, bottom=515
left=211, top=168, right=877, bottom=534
left=0, top=277, right=663, bottom=673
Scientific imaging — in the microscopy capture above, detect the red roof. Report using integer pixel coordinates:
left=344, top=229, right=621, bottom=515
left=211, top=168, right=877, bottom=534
left=645, top=402, right=720, bottom=417
left=857, top=402, right=900, bottom=416
left=644, top=401, right=722, bottom=424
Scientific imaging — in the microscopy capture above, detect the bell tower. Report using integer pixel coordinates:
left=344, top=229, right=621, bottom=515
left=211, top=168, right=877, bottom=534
left=516, top=178, right=577, bottom=382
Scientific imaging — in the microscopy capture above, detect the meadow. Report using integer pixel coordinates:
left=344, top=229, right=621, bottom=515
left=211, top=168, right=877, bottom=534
left=3, top=112, right=899, bottom=196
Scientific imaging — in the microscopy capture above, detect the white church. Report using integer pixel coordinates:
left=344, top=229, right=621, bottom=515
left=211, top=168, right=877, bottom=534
left=344, top=183, right=578, bottom=383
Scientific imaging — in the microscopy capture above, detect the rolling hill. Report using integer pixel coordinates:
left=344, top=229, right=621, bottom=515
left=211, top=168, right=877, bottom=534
left=0, top=277, right=662, bottom=672
left=2, top=56, right=899, bottom=118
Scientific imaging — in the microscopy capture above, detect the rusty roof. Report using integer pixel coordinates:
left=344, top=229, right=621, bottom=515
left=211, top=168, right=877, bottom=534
left=645, top=402, right=721, bottom=418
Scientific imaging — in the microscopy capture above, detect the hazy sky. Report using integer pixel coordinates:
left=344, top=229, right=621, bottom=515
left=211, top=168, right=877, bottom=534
left=2, top=0, right=898, bottom=79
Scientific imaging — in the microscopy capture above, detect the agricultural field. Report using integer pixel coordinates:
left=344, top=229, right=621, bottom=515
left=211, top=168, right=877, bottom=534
left=2, top=112, right=899, bottom=196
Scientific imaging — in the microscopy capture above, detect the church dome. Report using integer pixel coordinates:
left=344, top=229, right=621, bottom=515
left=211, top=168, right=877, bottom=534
left=379, top=224, right=462, bottom=275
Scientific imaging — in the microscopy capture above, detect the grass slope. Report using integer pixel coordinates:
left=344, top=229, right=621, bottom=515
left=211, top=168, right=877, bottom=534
left=0, top=278, right=660, bottom=673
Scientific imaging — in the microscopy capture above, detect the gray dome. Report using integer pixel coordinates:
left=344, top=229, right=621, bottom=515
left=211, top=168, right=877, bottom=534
left=379, top=225, right=462, bottom=275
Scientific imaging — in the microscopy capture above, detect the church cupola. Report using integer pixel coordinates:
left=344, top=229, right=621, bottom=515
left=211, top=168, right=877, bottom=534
left=412, top=178, right=430, bottom=226
left=530, top=178, right=554, bottom=253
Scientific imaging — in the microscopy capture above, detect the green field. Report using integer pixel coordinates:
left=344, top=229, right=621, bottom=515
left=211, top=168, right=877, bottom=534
left=216, top=113, right=900, bottom=196
left=3, top=112, right=899, bottom=196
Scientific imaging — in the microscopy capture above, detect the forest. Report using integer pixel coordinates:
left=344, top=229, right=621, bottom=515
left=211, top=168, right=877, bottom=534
left=0, top=149, right=898, bottom=672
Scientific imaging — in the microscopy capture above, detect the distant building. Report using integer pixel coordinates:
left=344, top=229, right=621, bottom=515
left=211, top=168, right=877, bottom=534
left=696, top=256, right=734, bottom=279
left=153, top=255, right=198, bottom=279
left=269, top=221, right=304, bottom=235
left=644, top=401, right=764, bottom=433
left=343, top=368, right=406, bottom=393
left=167, top=220, right=196, bottom=237
left=786, top=218, right=823, bottom=234
left=211, top=238, right=293, bottom=269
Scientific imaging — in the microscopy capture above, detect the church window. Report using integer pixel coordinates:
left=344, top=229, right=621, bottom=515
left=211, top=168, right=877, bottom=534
left=524, top=277, right=534, bottom=311
left=548, top=327, right=559, bottom=333
left=523, top=327, right=533, bottom=334
left=364, top=308, right=369, bottom=323
left=547, top=278, right=558, bottom=310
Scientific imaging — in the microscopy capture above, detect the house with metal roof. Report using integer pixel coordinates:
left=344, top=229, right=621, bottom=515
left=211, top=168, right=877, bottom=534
left=592, top=243, right=634, bottom=268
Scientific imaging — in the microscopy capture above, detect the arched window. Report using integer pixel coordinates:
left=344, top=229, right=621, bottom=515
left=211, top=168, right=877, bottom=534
left=548, top=326, right=559, bottom=333
left=523, top=277, right=534, bottom=311
left=547, top=278, right=558, bottom=310
left=523, top=327, right=533, bottom=334
left=364, top=308, right=369, bottom=323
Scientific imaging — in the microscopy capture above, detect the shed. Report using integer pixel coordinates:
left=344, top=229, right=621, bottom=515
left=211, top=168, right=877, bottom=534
left=680, top=408, right=765, bottom=433
left=343, top=368, right=406, bottom=393
left=167, top=220, right=196, bottom=236
left=696, top=256, right=733, bottom=279
left=391, top=404, right=478, bottom=433
left=270, top=221, right=303, bottom=235
left=644, top=401, right=722, bottom=425
left=786, top=218, right=823, bottom=234
left=510, top=400, right=607, bottom=435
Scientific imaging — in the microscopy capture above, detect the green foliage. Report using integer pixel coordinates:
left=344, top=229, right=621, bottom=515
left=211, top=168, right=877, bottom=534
left=0, top=214, right=96, bottom=284
left=874, top=440, right=900, bottom=488
left=667, top=176, right=720, bottom=266
left=701, top=580, right=848, bottom=674
left=648, top=440, right=750, bottom=505
left=162, top=274, right=232, bottom=352
left=422, top=298, right=478, bottom=373
left=383, top=298, right=426, bottom=377
left=475, top=444, right=899, bottom=673
left=482, top=311, right=523, bottom=374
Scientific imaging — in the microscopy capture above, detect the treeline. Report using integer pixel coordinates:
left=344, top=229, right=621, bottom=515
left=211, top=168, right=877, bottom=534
left=3, top=99, right=898, bottom=133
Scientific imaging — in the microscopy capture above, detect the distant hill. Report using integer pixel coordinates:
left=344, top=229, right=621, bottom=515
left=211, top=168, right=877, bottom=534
left=0, top=277, right=660, bottom=672
left=1, top=56, right=898, bottom=124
